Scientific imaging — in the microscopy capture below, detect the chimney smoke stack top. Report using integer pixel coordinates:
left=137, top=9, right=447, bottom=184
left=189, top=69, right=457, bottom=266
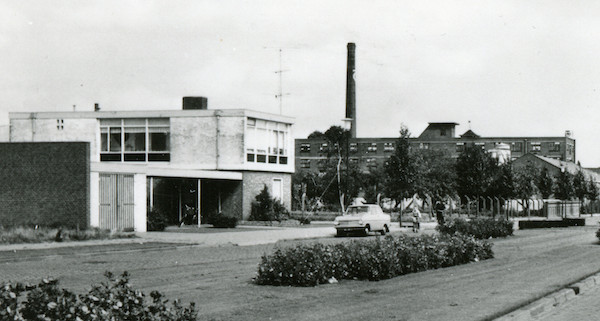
left=345, top=42, right=357, bottom=138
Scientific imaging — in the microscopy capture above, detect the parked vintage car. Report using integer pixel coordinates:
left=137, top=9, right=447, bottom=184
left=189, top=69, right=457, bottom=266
left=333, top=204, right=391, bottom=237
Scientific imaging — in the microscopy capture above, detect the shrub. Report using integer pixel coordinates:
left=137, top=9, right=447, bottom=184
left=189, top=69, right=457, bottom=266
left=437, top=217, right=514, bottom=239
left=147, top=207, right=169, bottom=231
left=0, top=271, right=197, bottom=321
left=207, top=212, right=238, bottom=228
left=0, top=226, right=135, bottom=245
left=249, top=185, right=289, bottom=222
left=255, top=234, right=493, bottom=286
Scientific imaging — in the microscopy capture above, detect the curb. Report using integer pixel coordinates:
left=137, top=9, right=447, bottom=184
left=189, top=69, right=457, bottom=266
left=495, top=272, right=600, bottom=320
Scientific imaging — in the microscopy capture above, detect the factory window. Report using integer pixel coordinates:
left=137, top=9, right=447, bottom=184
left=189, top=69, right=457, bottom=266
left=319, top=143, right=328, bottom=152
left=367, top=143, right=377, bottom=152
left=531, top=142, right=541, bottom=152
left=419, top=143, right=430, bottom=150
left=300, top=143, right=311, bottom=152
left=366, top=158, right=377, bottom=169
left=474, top=142, right=485, bottom=150
left=246, top=118, right=290, bottom=165
left=440, top=129, right=447, bottom=136
left=511, top=142, right=523, bottom=152
left=349, top=158, right=359, bottom=165
left=550, top=142, right=561, bottom=152
left=56, top=119, right=64, bottom=130
left=456, top=142, right=464, bottom=152
left=100, top=118, right=170, bottom=162
left=349, top=143, right=358, bottom=153
left=383, top=142, right=394, bottom=152
left=300, top=159, right=311, bottom=168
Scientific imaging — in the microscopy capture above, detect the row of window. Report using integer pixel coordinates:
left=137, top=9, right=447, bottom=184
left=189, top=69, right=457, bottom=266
left=300, top=141, right=565, bottom=154
left=299, top=142, right=395, bottom=153
left=453, top=142, right=561, bottom=153
left=246, top=118, right=290, bottom=165
left=100, top=118, right=170, bottom=162
left=299, top=158, right=381, bottom=169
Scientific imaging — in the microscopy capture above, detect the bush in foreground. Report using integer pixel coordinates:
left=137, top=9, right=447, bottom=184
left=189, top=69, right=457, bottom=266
left=255, top=234, right=493, bottom=286
left=437, top=217, right=514, bottom=239
left=0, top=227, right=135, bottom=245
left=0, top=271, right=197, bottom=321
left=207, top=212, right=238, bottom=228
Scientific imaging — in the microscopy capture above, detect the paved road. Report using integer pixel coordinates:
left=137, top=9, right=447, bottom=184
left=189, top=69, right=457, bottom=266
left=1, top=223, right=600, bottom=320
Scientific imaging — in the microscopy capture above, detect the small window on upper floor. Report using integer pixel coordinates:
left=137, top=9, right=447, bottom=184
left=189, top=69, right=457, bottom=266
left=349, top=143, right=358, bottom=153
left=383, top=142, right=394, bottom=152
left=440, top=129, right=446, bottom=136
left=300, top=143, right=311, bottom=152
left=56, top=119, right=64, bottom=130
left=367, top=143, right=377, bottom=152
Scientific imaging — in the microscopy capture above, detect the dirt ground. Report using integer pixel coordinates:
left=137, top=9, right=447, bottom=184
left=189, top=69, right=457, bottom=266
left=2, top=226, right=600, bottom=321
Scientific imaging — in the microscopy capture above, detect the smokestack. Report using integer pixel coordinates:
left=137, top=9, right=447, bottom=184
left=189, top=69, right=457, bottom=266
left=94, top=103, right=100, bottom=112
left=183, top=96, right=208, bottom=110
left=345, top=43, right=356, bottom=138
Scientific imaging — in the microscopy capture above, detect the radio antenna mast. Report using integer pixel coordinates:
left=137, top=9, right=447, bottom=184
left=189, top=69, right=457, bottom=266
left=274, top=49, right=290, bottom=115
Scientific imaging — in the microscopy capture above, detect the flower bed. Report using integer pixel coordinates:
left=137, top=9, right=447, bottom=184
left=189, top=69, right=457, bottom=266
left=436, top=217, right=514, bottom=239
left=255, top=234, right=493, bottom=286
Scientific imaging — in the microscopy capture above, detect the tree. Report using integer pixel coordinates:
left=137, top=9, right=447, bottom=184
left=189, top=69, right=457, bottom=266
left=383, top=125, right=419, bottom=206
left=455, top=145, right=498, bottom=201
left=413, top=149, right=457, bottom=202
left=554, top=170, right=574, bottom=200
left=573, top=170, right=589, bottom=208
left=588, top=180, right=599, bottom=202
left=536, top=167, right=554, bottom=199
left=513, top=163, right=539, bottom=214
left=488, top=162, right=516, bottom=200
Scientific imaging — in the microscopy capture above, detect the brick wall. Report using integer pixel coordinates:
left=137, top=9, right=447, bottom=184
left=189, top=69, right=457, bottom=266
left=0, top=142, right=90, bottom=228
left=242, top=171, right=291, bottom=220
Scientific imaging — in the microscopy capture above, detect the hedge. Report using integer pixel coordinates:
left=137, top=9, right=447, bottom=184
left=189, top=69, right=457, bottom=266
left=255, top=234, right=493, bottom=286
left=0, top=271, right=197, bottom=321
left=437, top=217, right=514, bottom=239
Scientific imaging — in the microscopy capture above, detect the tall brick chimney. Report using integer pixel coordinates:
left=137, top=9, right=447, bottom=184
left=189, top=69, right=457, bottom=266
left=345, top=43, right=356, bottom=138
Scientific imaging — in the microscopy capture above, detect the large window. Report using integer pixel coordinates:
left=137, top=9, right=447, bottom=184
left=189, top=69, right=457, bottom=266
left=100, top=118, right=170, bottom=162
left=246, top=118, right=290, bottom=165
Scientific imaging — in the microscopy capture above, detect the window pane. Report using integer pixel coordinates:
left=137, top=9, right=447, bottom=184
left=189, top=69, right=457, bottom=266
left=101, top=132, right=108, bottom=152
left=150, top=133, right=169, bottom=151
left=125, top=131, right=145, bottom=151
left=110, top=128, right=121, bottom=152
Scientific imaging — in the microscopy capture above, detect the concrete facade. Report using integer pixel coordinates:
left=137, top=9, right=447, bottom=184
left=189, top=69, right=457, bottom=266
left=7, top=103, right=294, bottom=230
left=296, top=122, right=576, bottom=174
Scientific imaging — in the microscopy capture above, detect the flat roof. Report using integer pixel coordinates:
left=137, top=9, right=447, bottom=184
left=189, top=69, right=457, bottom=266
left=9, top=109, right=294, bottom=124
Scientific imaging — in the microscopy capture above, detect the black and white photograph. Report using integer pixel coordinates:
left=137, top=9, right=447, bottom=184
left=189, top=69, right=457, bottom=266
left=1, top=1, right=600, bottom=320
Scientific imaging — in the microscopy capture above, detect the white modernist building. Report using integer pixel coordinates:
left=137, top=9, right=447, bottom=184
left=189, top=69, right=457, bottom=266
left=8, top=98, right=294, bottom=231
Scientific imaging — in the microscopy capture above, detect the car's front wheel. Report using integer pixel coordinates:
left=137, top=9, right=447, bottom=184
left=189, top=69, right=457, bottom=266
left=363, top=225, right=370, bottom=236
left=381, top=224, right=389, bottom=235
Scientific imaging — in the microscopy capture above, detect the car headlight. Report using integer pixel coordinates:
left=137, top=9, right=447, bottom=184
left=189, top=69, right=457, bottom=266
left=358, top=219, right=363, bottom=225
left=333, top=220, right=340, bottom=226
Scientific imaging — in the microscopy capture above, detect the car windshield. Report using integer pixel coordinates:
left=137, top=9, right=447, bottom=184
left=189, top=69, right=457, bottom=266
left=345, top=206, right=370, bottom=216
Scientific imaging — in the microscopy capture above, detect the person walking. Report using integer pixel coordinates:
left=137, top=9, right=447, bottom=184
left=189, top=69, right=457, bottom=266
left=435, top=201, right=445, bottom=226
left=411, top=206, right=421, bottom=233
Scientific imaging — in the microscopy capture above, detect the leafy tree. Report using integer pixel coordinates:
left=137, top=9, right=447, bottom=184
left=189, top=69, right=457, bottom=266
left=455, top=145, right=498, bottom=201
left=413, top=149, right=457, bottom=202
left=383, top=125, right=419, bottom=206
left=536, top=167, right=554, bottom=199
left=588, top=180, right=599, bottom=202
left=554, top=170, right=574, bottom=200
left=513, top=163, right=539, bottom=213
left=573, top=170, right=589, bottom=206
left=488, top=162, right=515, bottom=199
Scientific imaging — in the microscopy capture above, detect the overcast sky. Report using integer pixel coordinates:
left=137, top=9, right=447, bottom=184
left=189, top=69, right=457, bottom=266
left=2, top=1, right=599, bottom=166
